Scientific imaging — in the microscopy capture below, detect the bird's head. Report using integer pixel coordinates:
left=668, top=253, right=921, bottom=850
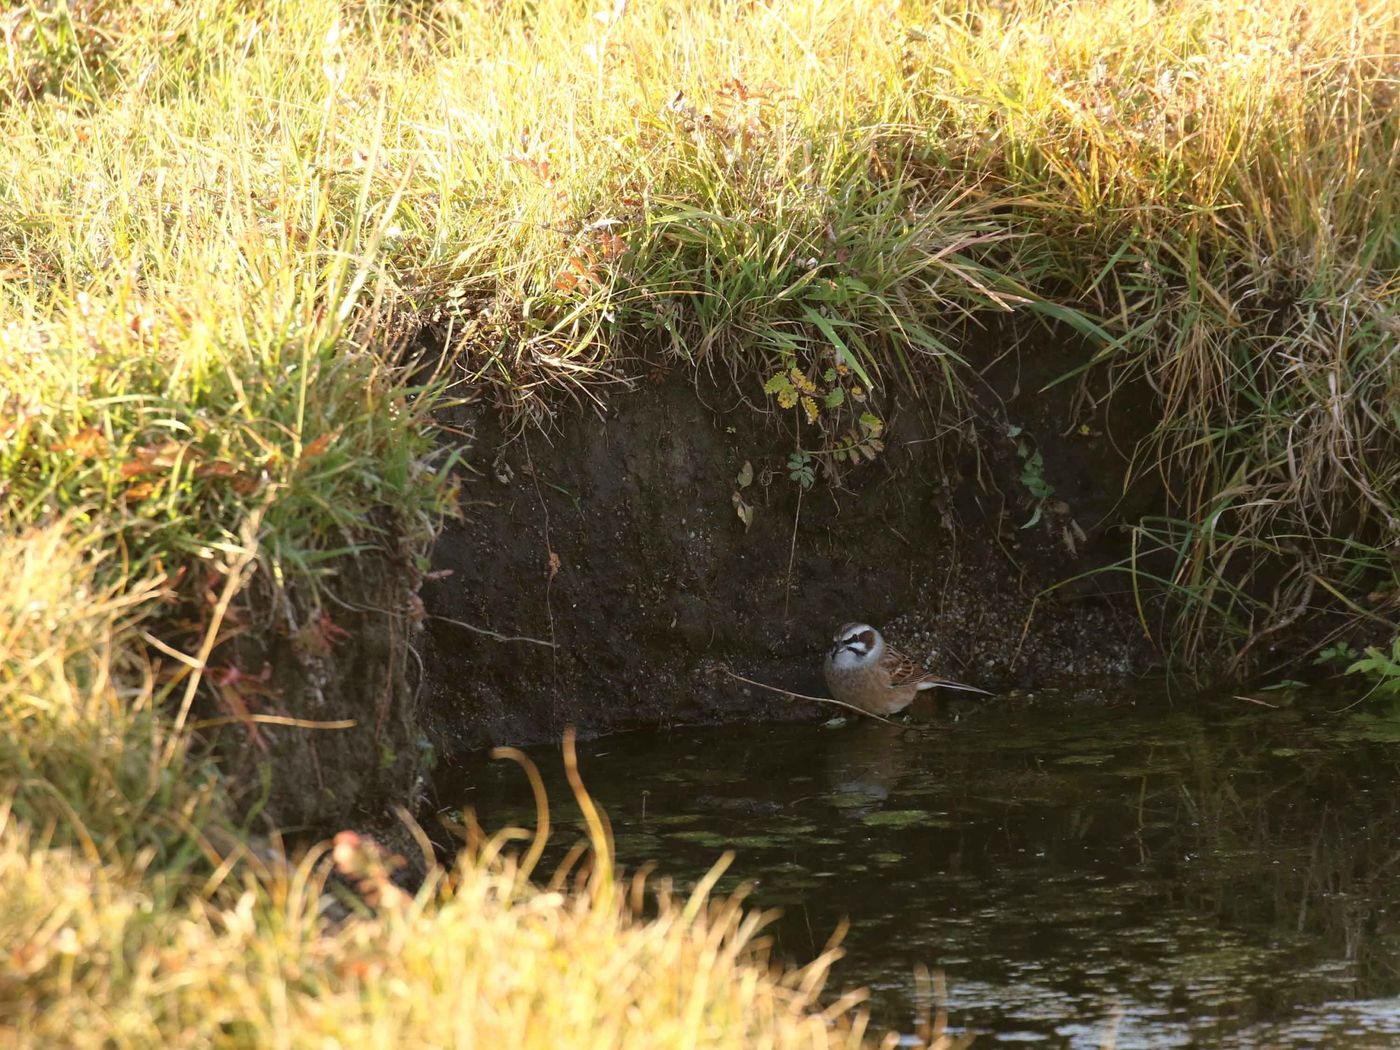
left=828, top=622, right=883, bottom=668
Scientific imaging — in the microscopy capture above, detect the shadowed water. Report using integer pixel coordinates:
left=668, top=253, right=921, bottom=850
left=438, top=687, right=1400, bottom=1047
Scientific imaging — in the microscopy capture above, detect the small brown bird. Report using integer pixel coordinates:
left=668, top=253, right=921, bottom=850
left=822, top=622, right=989, bottom=716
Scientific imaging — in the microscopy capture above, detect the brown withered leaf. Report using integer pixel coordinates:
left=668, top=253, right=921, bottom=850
left=49, top=426, right=107, bottom=458
left=211, top=663, right=277, bottom=752
left=195, top=460, right=261, bottom=494
left=597, top=231, right=627, bottom=259
left=547, top=550, right=561, bottom=580
left=121, top=440, right=190, bottom=478
left=505, top=154, right=553, bottom=182
left=215, top=680, right=266, bottom=751
left=194, top=460, right=239, bottom=479
left=732, top=491, right=754, bottom=530
left=293, top=609, right=351, bottom=660
left=555, top=249, right=600, bottom=293
left=301, top=426, right=343, bottom=462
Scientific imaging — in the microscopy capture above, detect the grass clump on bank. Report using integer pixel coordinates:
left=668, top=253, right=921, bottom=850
left=0, top=516, right=886, bottom=1046
left=1, top=0, right=1397, bottom=1042
left=0, top=714, right=892, bottom=1049
left=5, top=0, right=1395, bottom=674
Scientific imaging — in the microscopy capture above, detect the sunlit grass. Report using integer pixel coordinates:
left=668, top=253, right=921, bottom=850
left=0, top=523, right=913, bottom=1047
left=0, top=523, right=225, bottom=866
left=5, top=0, right=1395, bottom=659
left=0, top=706, right=924, bottom=1050
left=0, top=0, right=1397, bottom=1041
left=0, top=822, right=876, bottom=1049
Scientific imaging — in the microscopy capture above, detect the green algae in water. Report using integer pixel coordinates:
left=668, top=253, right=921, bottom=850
left=861, top=809, right=955, bottom=829
left=645, top=813, right=705, bottom=826
left=654, top=768, right=745, bottom=784
left=1336, top=711, right=1400, bottom=744
left=1052, top=752, right=1114, bottom=766
left=826, top=791, right=877, bottom=810
left=727, top=834, right=792, bottom=849
left=666, top=830, right=731, bottom=848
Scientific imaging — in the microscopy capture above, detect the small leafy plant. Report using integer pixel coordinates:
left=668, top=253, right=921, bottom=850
left=763, top=359, right=864, bottom=424
left=1315, top=641, right=1361, bottom=668
left=786, top=451, right=816, bottom=490
left=762, top=352, right=885, bottom=484
left=1346, top=638, right=1400, bottom=699
left=1007, top=425, right=1055, bottom=528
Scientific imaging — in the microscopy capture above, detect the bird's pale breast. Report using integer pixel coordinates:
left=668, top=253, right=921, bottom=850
left=824, top=660, right=918, bottom=715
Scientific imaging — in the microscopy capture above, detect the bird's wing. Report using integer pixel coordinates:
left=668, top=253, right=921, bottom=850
left=883, top=646, right=991, bottom=695
left=882, top=647, right=932, bottom=687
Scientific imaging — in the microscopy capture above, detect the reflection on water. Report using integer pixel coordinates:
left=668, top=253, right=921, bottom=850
left=435, top=689, right=1400, bottom=1048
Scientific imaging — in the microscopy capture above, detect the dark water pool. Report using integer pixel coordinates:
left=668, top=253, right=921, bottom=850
left=436, top=687, right=1400, bottom=1047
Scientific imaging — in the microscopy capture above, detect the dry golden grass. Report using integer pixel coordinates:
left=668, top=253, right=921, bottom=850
left=0, top=528, right=919, bottom=1049
left=0, top=821, right=895, bottom=1049
left=1, top=723, right=945, bottom=1050
left=4, top=0, right=1396, bottom=657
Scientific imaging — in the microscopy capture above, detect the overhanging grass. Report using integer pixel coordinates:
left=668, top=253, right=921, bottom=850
left=0, top=523, right=224, bottom=866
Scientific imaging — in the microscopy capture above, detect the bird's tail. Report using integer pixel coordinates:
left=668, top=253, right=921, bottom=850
left=915, top=676, right=992, bottom=696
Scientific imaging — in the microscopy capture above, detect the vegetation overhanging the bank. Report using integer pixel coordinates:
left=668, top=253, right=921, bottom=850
left=1, top=0, right=1396, bottom=1042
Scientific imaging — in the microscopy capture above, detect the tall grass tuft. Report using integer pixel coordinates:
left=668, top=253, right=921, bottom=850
left=0, top=728, right=947, bottom=1049
left=0, top=524, right=225, bottom=865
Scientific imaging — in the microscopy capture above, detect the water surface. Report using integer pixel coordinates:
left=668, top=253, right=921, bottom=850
left=440, top=687, right=1400, bottom=1047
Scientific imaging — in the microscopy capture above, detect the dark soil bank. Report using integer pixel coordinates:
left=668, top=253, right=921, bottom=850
left=420, top=329, right=1163, bottom=756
